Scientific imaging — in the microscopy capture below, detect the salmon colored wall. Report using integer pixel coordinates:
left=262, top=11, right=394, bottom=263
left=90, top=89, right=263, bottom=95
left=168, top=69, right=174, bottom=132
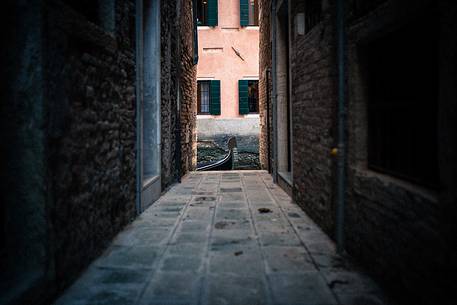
left=197, top=0, right=260, bottom=118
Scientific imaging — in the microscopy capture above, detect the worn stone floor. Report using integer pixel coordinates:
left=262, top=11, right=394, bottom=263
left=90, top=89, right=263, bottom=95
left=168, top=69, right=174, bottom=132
left=55, top=171, right=391, bottom=305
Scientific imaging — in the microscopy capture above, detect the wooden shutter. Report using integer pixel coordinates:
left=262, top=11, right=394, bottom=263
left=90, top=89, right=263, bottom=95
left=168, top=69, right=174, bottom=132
left=207, top=0, right=218, bottom=26
left=210, top=80, right=221, bottom=115
left=240, top=0, right=249, bottom=26
left=239, top=80, right=249, bottom=114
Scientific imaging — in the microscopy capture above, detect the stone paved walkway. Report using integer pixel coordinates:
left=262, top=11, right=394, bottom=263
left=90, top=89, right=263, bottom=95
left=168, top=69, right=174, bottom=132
left=55, top=171, right=391, bottom=305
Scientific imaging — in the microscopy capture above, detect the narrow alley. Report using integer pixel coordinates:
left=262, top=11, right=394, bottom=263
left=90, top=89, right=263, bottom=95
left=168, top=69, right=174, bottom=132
left=2, top=1, right=457, bottom=305
left=56, top=171, right=388, bottom=305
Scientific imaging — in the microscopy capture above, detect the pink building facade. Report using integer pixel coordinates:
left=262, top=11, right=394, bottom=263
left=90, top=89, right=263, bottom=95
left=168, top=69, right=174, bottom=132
left=196, top=0, right=260, bottom=118
left=196, top=0, right=260, bottom=161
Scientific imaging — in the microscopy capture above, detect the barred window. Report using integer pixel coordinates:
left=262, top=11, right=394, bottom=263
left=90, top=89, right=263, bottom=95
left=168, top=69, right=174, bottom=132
left=198, top=81, right=210, bottom=114
left=305, top=0, right=322, bottom=34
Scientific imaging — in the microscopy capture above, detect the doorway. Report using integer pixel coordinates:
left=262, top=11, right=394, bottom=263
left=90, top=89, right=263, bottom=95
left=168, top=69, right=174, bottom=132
left=275, top=0, right=292, bottom=184
left=136, top=0, right=161, bottom=213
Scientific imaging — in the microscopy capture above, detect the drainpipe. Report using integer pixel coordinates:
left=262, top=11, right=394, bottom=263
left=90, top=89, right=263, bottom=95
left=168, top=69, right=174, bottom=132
left=135, top=0, right=143, bottom=215
left=335, top=0, right=346, bottom=253
left=175, top=0, right=182, bottom=183
left=271, top=0, right=278, bottom=183
left=266, top=68, right=272, bottom=173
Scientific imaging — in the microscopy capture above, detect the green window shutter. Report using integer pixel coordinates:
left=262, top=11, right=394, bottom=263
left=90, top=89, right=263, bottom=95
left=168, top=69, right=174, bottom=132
left=207, top=0, right=218, bottom=26
left=239, top=80, right=249, bottom=114
left=210, top=80, right=221, bottom=115
left=240, top=0, right=249, bottom=26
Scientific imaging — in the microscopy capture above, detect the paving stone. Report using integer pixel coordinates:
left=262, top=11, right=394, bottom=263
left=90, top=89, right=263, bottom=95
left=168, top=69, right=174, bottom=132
left=160, top=255, right=203, bottom=273
left=57, top=171, right=390, bottom=305
left=268, top=273, right=338, bottom=305
left=205, top=275, right=268, bottom=305
left=184, top=207, right=213, bottom=221
left=263, top=246, right=315, bottom=274
left=55, top=267, right=149, bottom=305
left=215, top=208, right=250, bottom=220
left=259, top=231, right=302, bottom=247
left=213, top=219, right=252, bottom=231
left=209, top=248, right=264, bottom=277
left=178, top=220, right=211, bottom=232
left=171, top=232, right=208, bottom=245
left=94, top=246, right=161, bottom=269
left=139, top=272, right=201, bottom=305
left=218, top=201, right=248, bottom=209
left=166, top=243, right=206, bottom=257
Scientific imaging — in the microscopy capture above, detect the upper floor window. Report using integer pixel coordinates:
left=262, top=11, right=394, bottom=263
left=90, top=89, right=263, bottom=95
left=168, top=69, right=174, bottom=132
left=305, top=0, right=322, bottom=33
left=197, top=0, right=218, bottom=26
left=240, top=0, right=259, bottom=26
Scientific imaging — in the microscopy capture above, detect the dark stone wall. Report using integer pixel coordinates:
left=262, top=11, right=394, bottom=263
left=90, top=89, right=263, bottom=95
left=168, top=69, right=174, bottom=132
left=290, top=0, right=338, bottom=235
left=44, top=0, right=137, bottom=294
left=259, top=0, right=457, bottom=304
left=259, top=0, right=273, bottom=171
left=345, top=1, right=457, bottom=304
left=180, top=0, right=198, bottom=175
left=1, top=1, right=195, bottom=304
left=160, top=0, right=179, bottom=188
left=160, top=0, right=197, bottom=189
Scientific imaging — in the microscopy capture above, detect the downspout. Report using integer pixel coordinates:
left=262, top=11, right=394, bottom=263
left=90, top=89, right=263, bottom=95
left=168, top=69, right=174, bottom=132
left=266, top=68, right=272, bottom=173
left=335, top=0, right=346, bottom=253
left=135, top=0, right=143, bottom=215
left=271, top=0, right=278, bottom=183
left=175, top=0, right=182, bottom=183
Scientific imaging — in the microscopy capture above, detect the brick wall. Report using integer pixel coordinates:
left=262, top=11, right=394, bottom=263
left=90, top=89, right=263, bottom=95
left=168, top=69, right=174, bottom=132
left=1, top=1, right=196, bottom=304
left=45, top=0, right=137, bottom=292
left=259, top=0, right=273, bottom=171
left=161, top=0, right=196, bottom=189
left=260, top=0, right=457, bottom=304
left=290, top=0, right=338, bottom=235
left=180, top=0, right=198, bottom=175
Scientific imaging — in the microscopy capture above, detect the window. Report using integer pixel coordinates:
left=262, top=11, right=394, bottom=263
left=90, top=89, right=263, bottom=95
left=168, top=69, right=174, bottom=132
left=304, top=0, right=322, bottom=33
left=198, top=80, right=221, bottom=115
left=248, top=80, right=259, bottom=113
left=240, top=0, right=259, bottom=26
left=63, top=0, right=99, bottom=24
left=364, top=12, right=439, bottom=188
left=239, top=80, right=258, bottom=114
left=248, top=0, right=259, bottom=26
left=198, top=81, right=211, bottom=114
left=197, top=0, right=218, bottom=26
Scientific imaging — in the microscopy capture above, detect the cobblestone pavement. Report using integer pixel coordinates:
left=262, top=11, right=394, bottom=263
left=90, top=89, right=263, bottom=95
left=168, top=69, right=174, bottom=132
left=55, top=171, right=391, bottom=305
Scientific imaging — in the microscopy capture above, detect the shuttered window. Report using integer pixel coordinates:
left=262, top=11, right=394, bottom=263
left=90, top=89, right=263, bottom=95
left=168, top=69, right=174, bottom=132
left=210, top=80, right=221, bottom=115
left=239, top=80, right=259, bottom=114
left=197, top=0, right=218, bottom=26
left=240, top=0, right=258, bottom=26
left=239, top=80, right=249, bottom=114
